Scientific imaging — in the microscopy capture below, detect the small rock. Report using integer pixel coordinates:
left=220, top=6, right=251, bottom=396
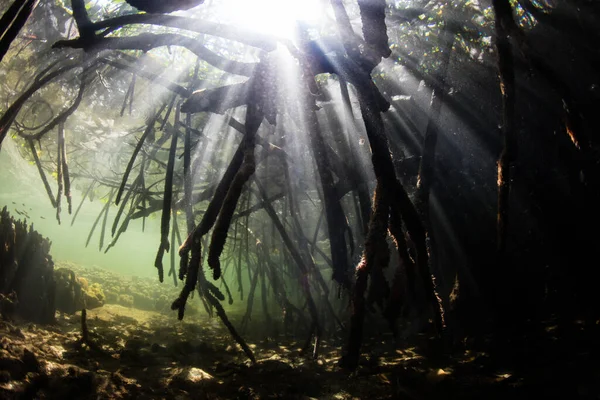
left=169, top=367, right=214, bottom=391
left=124, top=338, right=147, bottom=352
left=0, top=369, right=11, bottom=383
left=150, top=343, right=165, bottom=353
left=225, top=344, right=236, bottom=353
left=9, top=325, right=25, bottom=338
left=22, top=348, right=40, bottom=373
left=0, top=353, right=25, bottom=379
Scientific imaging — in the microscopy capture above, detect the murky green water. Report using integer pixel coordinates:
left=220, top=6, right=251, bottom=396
left=0, top=136, right=161, bottom=279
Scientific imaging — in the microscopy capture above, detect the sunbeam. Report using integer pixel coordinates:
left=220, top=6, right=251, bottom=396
left=1, top=0, right=599, bottom=398
left=201, top=0, right=326, bottom=40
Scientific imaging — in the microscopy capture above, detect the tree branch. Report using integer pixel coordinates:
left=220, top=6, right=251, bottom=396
left=0, top=61, right=81, bottom=146
left=100, top=57, right=191, bottom=97
left=53, top=33, right=256, bottom=77
left=91, top=13, right=276, bottom=51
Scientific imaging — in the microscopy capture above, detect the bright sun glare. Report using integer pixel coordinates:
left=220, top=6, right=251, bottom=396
left=95, top=0, right=326, bottom=40
left=205, top=0, right=326, bottom=40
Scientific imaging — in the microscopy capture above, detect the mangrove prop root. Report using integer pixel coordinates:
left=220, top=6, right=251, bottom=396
left=71, top=179, right=95, bottom=226
left=103, top=189, right=144, bottom=253
left=172, top=243, right=200, bottom=320
left=59, top=123, right=72, bottom=214
left=184, top=110, right=194, bottom=234
left=28, top=139, right=57, bottom=209
left=340, top=181, right=389, bottom=370
left=77, top=308, right=103, bottom=353
left=254, top=177, right=322, bottom=338
left=385, top=207, right=416, bottom=325
left=258, top=236, right=310, bottom=331
left=55, top=124, right=64, bottom=224
left=221, top=275, right=234, bottom=305
left=235, top=194, right=249, bottom=301
left=281, top=180, right=343, bottom=330
left=300, top=323, right=316, bottom=356
left=173, top=140, right=245, bottom=319
left=98, top=187, right=114, bottom=251
left=313, top=333, right=321, bottom=360
left=205, top=279, right=225, bottom=302
left=300, top=324, right=321, bottom=360
left=207, top=102, right=262, bottom=280
left=81, top=308, right=89, bottom=342
left=85, top=189, right=114, bottom=248
left=169, top=204, right=183, bottom=285
left=241, top=260, right=260, bottom=332
left=197, top=284, right=214, bottom=317
left=283, top=165, right=332, bottom=297
left=366, top=257, right=390, bottom=312
left=493, top=0, right=516, bottom=254
left=170, top=206, right=178, bottom=287
left=304, top=98, right=350, bottom=288
left=178, top=250, right=188, bottom=282
left=115, top=103, right=166, bottom=205
left=205, top=289, right=256, bottom=364
left=155, top=106, right=180, bottom=283
left=111, top=175, right=139, bottom=237
left=360, top=91, right=445, bottom=336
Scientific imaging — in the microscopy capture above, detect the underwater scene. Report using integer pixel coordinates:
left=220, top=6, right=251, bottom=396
left=0, top=0, right=599, bottom=399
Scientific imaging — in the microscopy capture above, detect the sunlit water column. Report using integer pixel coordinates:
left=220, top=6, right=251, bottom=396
left=0, top=136, right=161, bottom=278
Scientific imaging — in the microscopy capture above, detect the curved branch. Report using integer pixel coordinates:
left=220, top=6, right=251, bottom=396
left=19, top=73, right=88, bottom=141
left=0, top=61, right=81, bottom=146
left=53, top=33, right=256, bottom=77
left=100, top=58, right=191, bottom=97
left=125, top=0, right=205, bottom=14
left=91, top=14, right=276, bottom=51
left=181, top=82, right=249, bottom=114
left=16, top=99, right=54, bottom=131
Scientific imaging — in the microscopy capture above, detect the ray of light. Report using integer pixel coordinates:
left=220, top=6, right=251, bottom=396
left=192, top=0, right=327, bottom=40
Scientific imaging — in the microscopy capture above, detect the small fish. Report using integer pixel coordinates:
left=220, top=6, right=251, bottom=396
left=40, top=216, right=46, bottom=219
left=15, top=209, right=31, bottom=219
